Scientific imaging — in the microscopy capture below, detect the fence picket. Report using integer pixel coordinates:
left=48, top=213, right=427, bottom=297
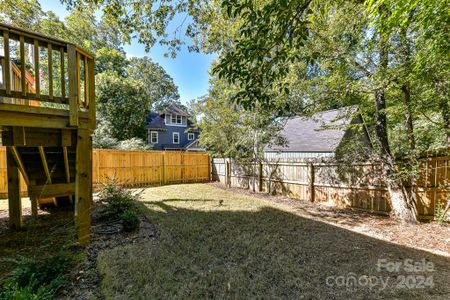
left=212, top=157, right=450, bottom=217
left=0, top=148, right=210, bottom=198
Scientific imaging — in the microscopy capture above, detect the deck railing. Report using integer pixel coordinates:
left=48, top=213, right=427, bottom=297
left=0, top=22, right=95, bottom=128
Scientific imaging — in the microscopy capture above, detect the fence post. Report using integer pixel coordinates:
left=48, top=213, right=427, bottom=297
left=162, top=152, right=166, bottom=185
left=226, top=159, right=231, bottom=188
left=209, top=156, right=213, bottom=182
left=309, top=163, right=315, bottom=202
left=258, top=161, right=263, bottom=192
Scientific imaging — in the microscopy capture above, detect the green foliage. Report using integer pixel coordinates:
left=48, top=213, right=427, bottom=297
left=126, top=57, right=180, bottom=110
left=98, top=180, right=141, bottom=216
left=95, top=72, right=151, bottom=140
left=434, top=201, right=448, bottom=225
left=0, top=252, right=77, bottom=299
left=95, top=55, right=180, bottom=141
left=191, top=76, right=286, bottom=160
left=117, top=138, right=151, bottom=151
left=0, top=277, right=54, bottom=300
left=120, top=209, right=141, bottom=232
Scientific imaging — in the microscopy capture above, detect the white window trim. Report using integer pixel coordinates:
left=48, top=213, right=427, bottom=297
left=173, top=132, right=180, bottom=144
left=166, top=114, right=186, bottom=127
left=188, top=133, right=195, bottom=141
left=150, top=131, right=158, bottom=144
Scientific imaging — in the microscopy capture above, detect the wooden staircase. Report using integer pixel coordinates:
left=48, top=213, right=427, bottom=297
left=0, top=23, right=95, bottom=245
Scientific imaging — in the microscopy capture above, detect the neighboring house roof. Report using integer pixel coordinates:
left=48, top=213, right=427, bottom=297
left=266, top=106, right=360, bottom=152
left=185, top=139, right=204, bottom=151
left=146, top=112, right=167, bottom=131
left=185, top=127, right=201, bottom=133
left=163, top=104, right=190, bottom=117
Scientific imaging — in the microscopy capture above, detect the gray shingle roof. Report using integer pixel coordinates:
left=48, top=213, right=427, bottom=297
left=146, top=113, right=167, bottom=130
left=163, top=104, right=190, bottom=117
left=266, top=106, right=359, bottom=152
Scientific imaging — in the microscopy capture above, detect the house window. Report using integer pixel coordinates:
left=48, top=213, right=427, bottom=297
left=169, top=114, right=183, bottom=125
left=150, top=131, right=158, bottom=144
left=173, top=132, right=180, bottom=144
left=188, top=133, right=195, bottom=141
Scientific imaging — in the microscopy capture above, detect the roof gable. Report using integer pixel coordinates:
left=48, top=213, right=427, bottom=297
left=266, top=106, right=360, bottom=152
left=162, top=104, right=190, bottom=117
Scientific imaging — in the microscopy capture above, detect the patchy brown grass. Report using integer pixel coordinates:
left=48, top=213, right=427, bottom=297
left=97, top=184, right=450, bottom=299
left=210, top=183, right=450, bottom=257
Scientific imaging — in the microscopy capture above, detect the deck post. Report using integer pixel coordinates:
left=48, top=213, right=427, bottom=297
left=30, top=196, right=38, bottom=218
left=75, top=128, right=92, bottom=246
left=6, top=147, right=22, bottom=229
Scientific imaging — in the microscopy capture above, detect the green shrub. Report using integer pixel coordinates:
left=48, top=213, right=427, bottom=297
left=98, top=180, right=141, bottom=215
left=0, top=252, right=75, bottom=299
left=435, top=201, right=448, bottom=224
left=120, top=209, right=141, bottom=232
left=0, top=276, right=53, bottom=300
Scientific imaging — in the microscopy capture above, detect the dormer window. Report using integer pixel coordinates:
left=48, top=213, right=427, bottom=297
left=170, top=114, right=182, bottom=125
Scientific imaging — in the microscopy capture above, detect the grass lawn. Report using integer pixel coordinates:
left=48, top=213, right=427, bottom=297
left=97, top=184, right=450, bottom=299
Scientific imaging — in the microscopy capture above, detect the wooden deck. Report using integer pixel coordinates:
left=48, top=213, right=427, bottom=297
left=0, top=23, right=95, bottom=245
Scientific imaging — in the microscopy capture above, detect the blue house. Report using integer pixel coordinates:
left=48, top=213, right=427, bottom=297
left=146, top=104, right=203, bottom=151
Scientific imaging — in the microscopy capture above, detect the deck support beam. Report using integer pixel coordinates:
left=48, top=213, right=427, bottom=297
left=7, top=147, right=22, bottom=229
left=75, top=129, right=92, bottom=246
left=30, top=196, right=38, bottom=218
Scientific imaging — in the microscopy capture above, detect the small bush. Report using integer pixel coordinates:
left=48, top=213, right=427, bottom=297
left=435, top=201, right=448, bottom=224
left=98, top=180, right=141, bottom=215
left=0, top=252, right=75, bottom=299
left=120, top=209, right=141, bottom=232
left=0, top=276, right=53, bottom=300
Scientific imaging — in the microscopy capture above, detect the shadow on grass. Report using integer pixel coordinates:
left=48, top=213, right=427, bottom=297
left=98, top=199, right=450, bottom=299
left=0, top=207, right=76, bottom=279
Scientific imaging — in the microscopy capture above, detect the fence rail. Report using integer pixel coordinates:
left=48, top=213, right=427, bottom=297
left=212, top=157, right=450, bottom=217
left=0, top=148, right=211, bottom=198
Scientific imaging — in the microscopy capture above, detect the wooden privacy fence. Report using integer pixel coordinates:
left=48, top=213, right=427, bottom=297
left=212, top=157, right=450, bottom=217
left=0, top=148, right=211, bottom=197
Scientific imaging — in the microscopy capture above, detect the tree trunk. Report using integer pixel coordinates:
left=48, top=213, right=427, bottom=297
left=401, top=83, right=416, bottom=151
left=401, top=83, right=418, bottom=210
left=374, top=88, right=417, bottom=222
left=439, top=97, right=450, bottom=147
left=374, top=23, right=417, bottom=222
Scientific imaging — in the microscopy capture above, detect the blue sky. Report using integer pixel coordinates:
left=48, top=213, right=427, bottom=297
left=40, top=0, right=215, bottom=104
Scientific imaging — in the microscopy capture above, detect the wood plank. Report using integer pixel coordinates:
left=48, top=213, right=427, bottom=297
left=76, top=51, right=81, bottom=106
left=2, top=127, right=74, bottom=147
left=3, top=31, right=11, bottom=95
left=11, top=147, right=30, bottom=185
left=28, top=182, right=75, bottom=198
left=30, top=196, right=38, bottom=217
left=67, top=45, right=78, bottom=126
left=84, top=56, right=88, bottom=107
left=75, top=129, right=92, bottom=246
left=33, top=39, right=40, bottom=98
left=20, top=35, right=27, bottom=96
left=38, top=146, right=52, bottom=184
left=12, top=126, right=26, bottom=146
left=63, top=146, right=71, bottom=183
left=0, top=89, right=68, bottom=104
left=6, top=147, right=22, bottom=229
left=87, top=58, right=96, bottom=129
left=61, top=129, right=72, bottom=146
left=0, top=23, right=68, bottom=47
left=48, top=43, right=53, bottom=100
left=60, top=47, right=65, bottom=99
left=309, top=163, right=315, bottom=202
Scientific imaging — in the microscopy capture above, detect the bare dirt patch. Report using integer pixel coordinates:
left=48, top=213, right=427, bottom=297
left=209, top=182, right=450, bottom=256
